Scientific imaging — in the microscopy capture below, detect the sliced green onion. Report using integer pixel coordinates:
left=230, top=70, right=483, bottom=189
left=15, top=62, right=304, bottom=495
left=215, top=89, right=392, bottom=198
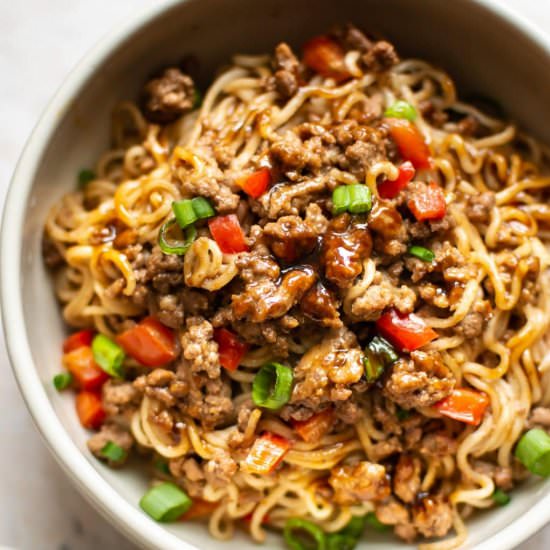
left=78, top=168, right=95, bottom=188
left=408, top=245, right=435, bottom=262
left=252, top=362, right=293, bottom=410
left=492, top=488, right=510, bottom=506
left=154, top=459, right=171, bottom=476
left=364, top=336, right=398, bottom=382
left=384, top=100, right=417, bottom=121
left=515, top=428, right=550, bottom=477
left=348, top=184, right=372, bottom=214
left=284, top=518, right=326, bottom=550
left=158, top=218, right=197, bottom=255
left=139, top=482, right=192, bottom=522
left=365, top=512, right=390, bottom=532
left=332, top=184, right=372, bottom=215
left=191, top=197, right=215, bottom=219
left=53, top=372, right=73, bottom=391
left=193, top=89, right=203, bottom=109
left=339, top=516, right=367, bottom=539
left=332, top=185, right=350, bottom=215
left=326, top=533, right=357, bottom=550
left=100, top=441, right=126, bottom=462
left=172, top=198, right=215, bottom=229
left=172, top=200, right=197, bottom=228
left=92, top=334, right=125, bottom=378
left=396, top=407, right=410, bottom=421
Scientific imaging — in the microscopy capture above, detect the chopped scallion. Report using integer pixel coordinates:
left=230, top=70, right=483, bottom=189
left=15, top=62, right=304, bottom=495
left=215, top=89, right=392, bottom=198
left=408, top=245, right=435, bottom=262
left=514, top=428, right=550, bottom=477
left=365, top=512, right=390, bottom=532
left=326, top=533, right=357, bottom=550
left=139, top=482, right=192, bottom=522
left=172, top=200, right=197, bottom=228
left=53, top=372, right=73, bottom=391
left=332, top=184, right=372, bottom=216
left=172, top=197, right=215, bottom=229
left=384, top=100, right=417, bottom=121
left=158, top=218, right=197, bottom=255
left=100, top=441, right=126, bottom=462
left=364, top=336, right=398, bottom=382
left=492, top=488, right=510, bottom=506
left=396, top=407, right=410, bottom=421
left=78, top=168, right=95, bottom=188
left=154, top=459, right=171, bottom=476
left=191, top=197, right=215, bottom=219
left=339, top=515, right=367, bottom=539
left=284, top=518, right=326, bottom=550
left=92, top=334, right=125, bottom=378
left=252, top=362, right=294, bottom=410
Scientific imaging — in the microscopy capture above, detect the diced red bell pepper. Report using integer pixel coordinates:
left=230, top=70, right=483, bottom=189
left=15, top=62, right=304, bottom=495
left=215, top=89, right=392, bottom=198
left=291, top=408, right=335, bottom=443
left=180, top=499, right=219, bottom=521
left=407, top=181, right=446, bottom=222
left=377, top=161, right=415, bottom=199
left=242, top=432, right=291, bottom=475
left=208, top=214, right=249, bottom=254
left=385, top=118, right=433, bottom=170
left=303, top=35, right=350, bottom=82
left=214, top=328, right=249, bottom=372
left=63, top=329, right=94, bottom=354
left=377, top=309, right=438, bottom=352
left=75, top=391, right=105, bottom=430
left=240, top=168, right=271, bottom=199
left=63, top=346, right=109, bottom=391
left=436, top=388, right=490, bottom=426
left=116, top=317, right=177, bottom=368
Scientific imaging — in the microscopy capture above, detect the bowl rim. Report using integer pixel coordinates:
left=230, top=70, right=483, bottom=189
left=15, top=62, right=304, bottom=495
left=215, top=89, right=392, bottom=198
left=3, top=1, right=550, bottom=549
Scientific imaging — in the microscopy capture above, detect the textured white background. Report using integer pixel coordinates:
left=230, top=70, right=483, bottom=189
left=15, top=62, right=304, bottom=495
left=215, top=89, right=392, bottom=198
left=1, top=1, right=550, bottom=548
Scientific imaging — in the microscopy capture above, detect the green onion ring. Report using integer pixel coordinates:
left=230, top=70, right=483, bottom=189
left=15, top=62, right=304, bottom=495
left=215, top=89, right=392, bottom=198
left=158, top=218, right=197, bottom=255
left=252, top=362, right=293, bottom=410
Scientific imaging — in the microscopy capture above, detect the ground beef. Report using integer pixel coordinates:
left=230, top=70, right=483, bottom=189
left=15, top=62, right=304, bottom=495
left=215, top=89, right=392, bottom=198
left=263, top=215, right=317, bottom=262
left=404, top=240, right=474, bottom=284
left=204, top=451, right=238, bottom=488
left=300, top=282, right=342, bottom=327
left=102, top=380, right=140, bottom=421
left=133, top=369, right=186, bottom=407
left=177, top=316, right=219, bottom=379
left=465, top=191, right=496, bottom=224
left=321, top=213, right=372, bottom=288
left=171, top=457, right=205, bottom=498
left=87, top=423, right=133, bottom=466
left=412, top=495, right=453, bottom=539
left=329, top=461, right=390, bottom=504
left=288, top=327, right=364, bottom=417
left=336, top=23, right=373, bottom=52
left=473, top=460, right=513, bottom=490
left=175, top=165, right=240, bottom=214
left=141, top=67, right=195, bottom=124
left=272, top=42, right=300, bottom=99
left=346, top=271, right=416, bottom=321
left=233, top=265, right=316, bottom=322
left=375, top=497, right=412, bottom=537
left=333, top=120, right=387, bottom=181
left=362, top=41, right=399, bottom=72
left=261, top=178, right=327, bottom=218
left=368, top=201, right=408, bottom=257
left=393, top=454, right=422, bottom=504
left=455, top=311, right=485, bottom=339
left=383, top=350, right=455, bottom=409
left=419, top=431, right=459, bottom=457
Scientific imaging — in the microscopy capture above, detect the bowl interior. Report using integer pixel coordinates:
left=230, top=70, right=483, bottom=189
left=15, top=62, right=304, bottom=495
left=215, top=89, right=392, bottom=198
left=7, top=0, right=550, bottom=548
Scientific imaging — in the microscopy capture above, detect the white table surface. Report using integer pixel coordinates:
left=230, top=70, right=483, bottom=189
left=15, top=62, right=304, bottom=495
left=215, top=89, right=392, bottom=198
left=2, top=1, right=550, bottom=548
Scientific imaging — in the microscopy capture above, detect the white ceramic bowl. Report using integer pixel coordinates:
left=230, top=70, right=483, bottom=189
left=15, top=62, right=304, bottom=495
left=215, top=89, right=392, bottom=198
left=4, top=0, right=550, bottom=548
